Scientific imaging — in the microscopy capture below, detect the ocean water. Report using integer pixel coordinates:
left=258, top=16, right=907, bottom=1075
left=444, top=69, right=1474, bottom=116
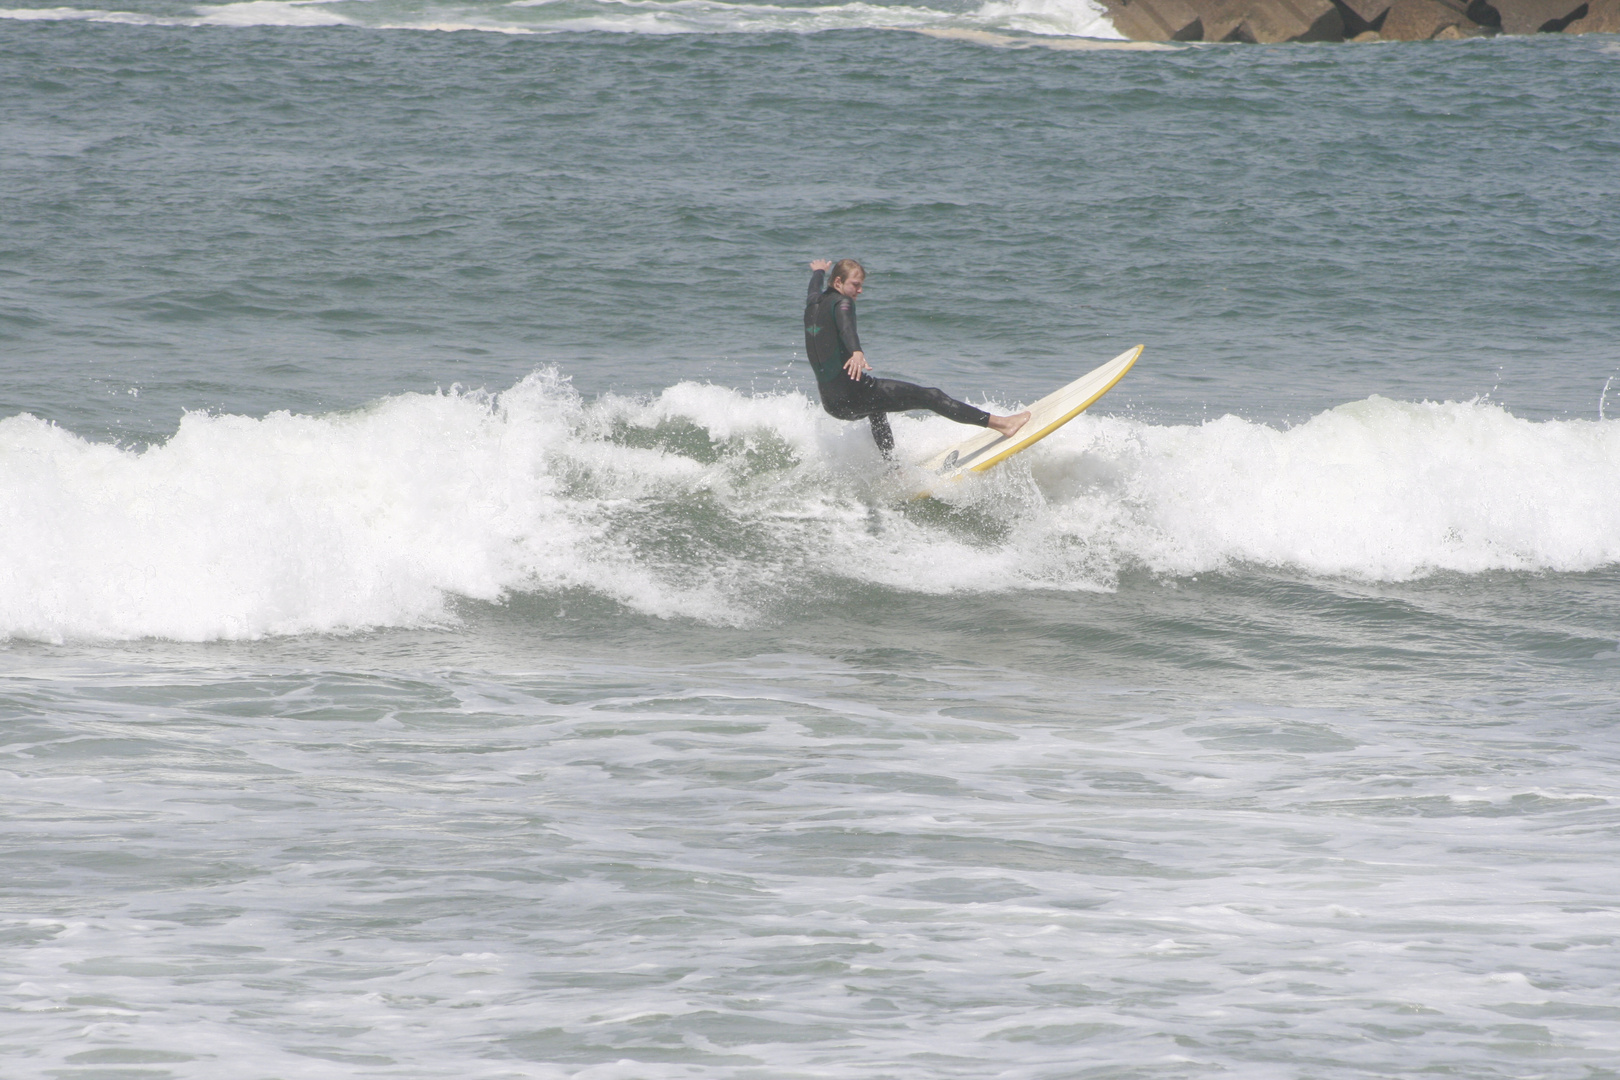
left=5, top=7, right=1620, bottom=1078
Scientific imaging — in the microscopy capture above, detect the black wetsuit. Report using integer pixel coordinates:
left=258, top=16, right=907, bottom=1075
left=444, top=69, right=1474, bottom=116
left=803, top=269, right=989, bottom=455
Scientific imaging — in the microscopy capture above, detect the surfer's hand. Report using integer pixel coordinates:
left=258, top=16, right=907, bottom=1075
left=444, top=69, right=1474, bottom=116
left=843, top=351, right=870, bottom=380
left=809, top=259, right=832, bottom=272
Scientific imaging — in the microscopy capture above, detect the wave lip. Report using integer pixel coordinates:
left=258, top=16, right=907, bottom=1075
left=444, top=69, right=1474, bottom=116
left=2, top=377, right=1616, bottom=642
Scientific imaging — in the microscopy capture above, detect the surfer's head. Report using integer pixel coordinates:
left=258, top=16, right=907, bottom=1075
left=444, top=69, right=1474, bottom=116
left=830, top=259, right=865, bottom=299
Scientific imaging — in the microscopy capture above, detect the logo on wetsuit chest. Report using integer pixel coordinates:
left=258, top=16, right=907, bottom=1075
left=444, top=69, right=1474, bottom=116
left=806, top=325, right=822, bottom=335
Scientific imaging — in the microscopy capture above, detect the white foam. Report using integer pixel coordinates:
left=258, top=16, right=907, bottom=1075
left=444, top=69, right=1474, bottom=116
left=194, top=1, right=355, bottom=27
left=0, top=373, right=582, bottom=641
left=0, top=0, right=1123, bottom=37
left=1038, top=395, right=1620, bottom=579
left=0, top=6, right=168, bottom=23
left=503, top=0, right=958, bottom=35
left=3, top=377, right=1615, bottom=641
left=0, top=1, right=353, bottom=26
left=974, top=0, right=1122, bottom=38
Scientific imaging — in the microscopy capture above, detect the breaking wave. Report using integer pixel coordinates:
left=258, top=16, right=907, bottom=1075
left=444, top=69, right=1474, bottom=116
left=3, top=369, right=1618, bottom=641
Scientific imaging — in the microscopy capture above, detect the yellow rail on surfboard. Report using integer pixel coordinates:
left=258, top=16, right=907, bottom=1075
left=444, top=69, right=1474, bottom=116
left=915, top=344, right=1143, bottom=490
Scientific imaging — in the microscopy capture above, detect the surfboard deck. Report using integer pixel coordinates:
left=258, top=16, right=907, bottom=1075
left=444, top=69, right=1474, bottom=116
left=914, top=345, right=1143, bottom=494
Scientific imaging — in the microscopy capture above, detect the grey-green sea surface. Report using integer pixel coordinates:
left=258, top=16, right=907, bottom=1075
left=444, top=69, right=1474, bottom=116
left=3, top=7, right=1620, bottom=1077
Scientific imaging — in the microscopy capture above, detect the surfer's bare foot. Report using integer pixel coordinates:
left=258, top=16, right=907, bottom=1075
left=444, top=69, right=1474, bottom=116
left=987, top=411, right=1031, bottom=438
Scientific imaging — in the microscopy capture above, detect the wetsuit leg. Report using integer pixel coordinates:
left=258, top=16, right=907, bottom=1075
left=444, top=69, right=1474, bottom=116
left=868, top=413, right=895, bottom=457
left=819, top=376, right=990, bottom=428
left=816, top=376, right=987, bottom=456
left=860, top=378, right=991, bottom=428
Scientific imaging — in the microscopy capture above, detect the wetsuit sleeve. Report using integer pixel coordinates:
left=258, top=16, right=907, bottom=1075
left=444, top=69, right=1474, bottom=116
left=807, top=270, right=825, bottom=303
left=834, top=297, right=862, bottom=357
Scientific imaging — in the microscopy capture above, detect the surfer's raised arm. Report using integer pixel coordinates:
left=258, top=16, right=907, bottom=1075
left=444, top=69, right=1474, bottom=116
left=808, top=259, right=831, bottom=302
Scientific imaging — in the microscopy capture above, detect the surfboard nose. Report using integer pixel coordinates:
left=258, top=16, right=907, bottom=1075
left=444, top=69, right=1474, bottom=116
left=912, top=344, right=1144, bottom=495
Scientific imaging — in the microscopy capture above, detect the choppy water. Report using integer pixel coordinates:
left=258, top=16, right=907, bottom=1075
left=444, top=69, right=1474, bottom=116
left=4, top=9, right=1620, bottom=1078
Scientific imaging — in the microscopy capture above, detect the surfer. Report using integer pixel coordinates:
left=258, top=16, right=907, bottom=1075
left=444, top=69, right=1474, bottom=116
left=805, top=259, right=1030, bottom=457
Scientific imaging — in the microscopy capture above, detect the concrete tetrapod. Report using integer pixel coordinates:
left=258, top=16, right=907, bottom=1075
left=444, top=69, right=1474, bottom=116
left=1102, top=0, right=1207, bottom=39
left=1201, top=0, right=1346, bottom=39
left=1099, top=0, right=1617, bottom=36
left=1564, top=0, right=1620, bottom=31
left=1332, top=0, right=1396, bottom=33
left=1378, top=0, right=1484, bottom=37
left=1487, top=0, right=1593, bottom=31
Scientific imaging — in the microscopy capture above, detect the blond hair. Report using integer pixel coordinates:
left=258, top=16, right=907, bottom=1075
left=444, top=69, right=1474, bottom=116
left=830, top=258, right=865, bottom=285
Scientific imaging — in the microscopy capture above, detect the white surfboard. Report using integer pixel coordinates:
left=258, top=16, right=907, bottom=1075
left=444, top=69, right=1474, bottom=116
left=916, top=344, right=1143, bottom=491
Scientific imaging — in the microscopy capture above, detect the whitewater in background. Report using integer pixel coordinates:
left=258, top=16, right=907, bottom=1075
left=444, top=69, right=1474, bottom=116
left=4, top=13, right=1620, bottom=1080
left=0, top=0, right=1125, bottom=38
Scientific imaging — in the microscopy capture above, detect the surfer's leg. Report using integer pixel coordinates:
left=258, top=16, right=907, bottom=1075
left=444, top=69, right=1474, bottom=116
left=867, top=379, right=1031, bottom=437
left=863, top=378, right=991, bottom=427
left=822, top=376, right=1026, bottom=451
left=868, top=413, right=895, bottom=457
left=816, top=380, right=895, bottom=457
left=815, top=379, right=868, bottom=421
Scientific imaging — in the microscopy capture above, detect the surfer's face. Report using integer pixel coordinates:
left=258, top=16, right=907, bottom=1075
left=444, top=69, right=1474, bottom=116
left=832, top=272, right=864, bottom=299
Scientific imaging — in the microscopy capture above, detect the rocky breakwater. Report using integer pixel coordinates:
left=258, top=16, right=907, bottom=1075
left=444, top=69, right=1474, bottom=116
left=1100, top=0, right=1619, bottom=41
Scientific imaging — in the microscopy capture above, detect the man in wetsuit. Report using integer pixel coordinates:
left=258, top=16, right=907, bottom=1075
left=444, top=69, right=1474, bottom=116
left=804, top=258, right=1029, bottom=457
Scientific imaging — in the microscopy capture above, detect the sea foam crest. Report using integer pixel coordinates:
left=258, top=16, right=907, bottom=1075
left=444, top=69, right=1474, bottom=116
left=1048, top=396, right=1620, bottom=580
left=1, top=372, right=1616, bottom=641
left=0, top=0, right=1124, bottom=37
